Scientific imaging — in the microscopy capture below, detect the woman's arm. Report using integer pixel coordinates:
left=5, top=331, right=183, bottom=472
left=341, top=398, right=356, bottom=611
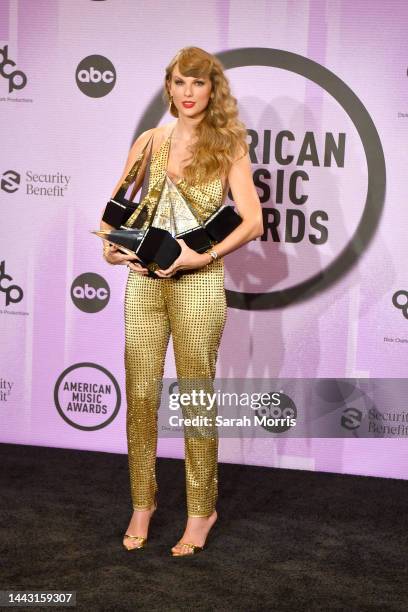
left=99, top=128, right=155, bottom=272
left=204, top=151, right=264, bottom=261
left=99, top=127, right=155, bottom=233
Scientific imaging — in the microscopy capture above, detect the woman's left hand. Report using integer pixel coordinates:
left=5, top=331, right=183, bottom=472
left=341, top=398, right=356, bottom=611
left=154, top=239, right=211, bottom=278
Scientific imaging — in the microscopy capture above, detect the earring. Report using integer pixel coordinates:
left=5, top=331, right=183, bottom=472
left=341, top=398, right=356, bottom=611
left=168, top=95, right=173, bottom=112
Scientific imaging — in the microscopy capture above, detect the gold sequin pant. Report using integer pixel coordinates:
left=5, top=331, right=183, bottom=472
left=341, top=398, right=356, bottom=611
left=124, top=258, right=227, bottom=517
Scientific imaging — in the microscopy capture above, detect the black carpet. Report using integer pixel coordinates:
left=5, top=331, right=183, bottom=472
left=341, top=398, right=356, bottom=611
left=1, top=442, right=407, bottom=612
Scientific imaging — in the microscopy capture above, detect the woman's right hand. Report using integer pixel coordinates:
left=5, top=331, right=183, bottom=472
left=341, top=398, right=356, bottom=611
left=103, top=242, right=149, bottom=276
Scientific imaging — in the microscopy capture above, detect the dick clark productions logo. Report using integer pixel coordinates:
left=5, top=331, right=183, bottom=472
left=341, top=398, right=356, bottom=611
left=0, top=45, right=27, bottom=93
left=0, top=260, right=23, bottom=306
left=392, top=290, right=408, bottom=320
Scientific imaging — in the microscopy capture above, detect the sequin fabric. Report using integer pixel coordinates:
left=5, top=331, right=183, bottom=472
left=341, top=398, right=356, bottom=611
left=124, top=130, right=228, bottom=517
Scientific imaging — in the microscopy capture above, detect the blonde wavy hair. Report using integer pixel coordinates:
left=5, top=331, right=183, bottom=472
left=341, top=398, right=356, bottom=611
left=163, top=46, right=248, bottom=185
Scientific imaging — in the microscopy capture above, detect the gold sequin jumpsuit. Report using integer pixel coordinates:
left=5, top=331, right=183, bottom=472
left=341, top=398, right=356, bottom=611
left=124, top=130, right=228, bottom=517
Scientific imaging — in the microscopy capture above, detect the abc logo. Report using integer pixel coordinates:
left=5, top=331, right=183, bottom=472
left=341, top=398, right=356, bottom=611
left=71, top=273, right=110, bottom=313
left=76, top=55, right=116, bottom=98
left=255, top=392, right=297, bottom=433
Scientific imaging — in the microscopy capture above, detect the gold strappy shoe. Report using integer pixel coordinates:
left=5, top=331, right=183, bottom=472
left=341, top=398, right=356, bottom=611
left=123, top=499, right=157, bottom=551
left=123, top=534, right=148, bottom=550
left=171, top=541, right=204, bottom=556
left=171, top=510, right=217, bottom=556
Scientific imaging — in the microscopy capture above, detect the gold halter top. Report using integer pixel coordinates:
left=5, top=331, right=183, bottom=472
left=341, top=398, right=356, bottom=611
left=125, top=128, right=228, bottom=235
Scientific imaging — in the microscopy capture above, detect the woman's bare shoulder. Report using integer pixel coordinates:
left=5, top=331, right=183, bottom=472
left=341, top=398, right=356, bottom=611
left=157, top=121, right=177, bottom=136
left=150, top=121, right=177, bottom=154
left=231, top=142, right=248, bottom=164
left=129, top=121, right=176, bottom=157
left=154, top=121, right=177, bottom=140
left=131, top=127, right=155, bottom=149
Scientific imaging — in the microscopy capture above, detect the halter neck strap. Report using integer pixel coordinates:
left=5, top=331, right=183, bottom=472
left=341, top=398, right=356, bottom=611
left=164, top=123, right=184, bottom=184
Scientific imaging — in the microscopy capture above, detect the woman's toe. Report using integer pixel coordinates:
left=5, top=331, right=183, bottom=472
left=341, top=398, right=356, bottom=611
left=172, top=542, right=188, bottom=555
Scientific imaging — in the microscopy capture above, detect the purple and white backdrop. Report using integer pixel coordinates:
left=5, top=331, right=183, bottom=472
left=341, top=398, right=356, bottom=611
left=1, top=0, right=407, bottom=479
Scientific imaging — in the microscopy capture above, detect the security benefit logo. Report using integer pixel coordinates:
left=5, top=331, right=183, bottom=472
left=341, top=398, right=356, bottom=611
left=71, top=273, right=110, bottom=313
left=319, top=379, right=408, bottom=438
left=0, top=378, right=13, bottom=402
left=54, top=363, right=120, bottom=431
left=1, top=168, right=70, bottom=198
left=341, top=404, right=408, bottom=437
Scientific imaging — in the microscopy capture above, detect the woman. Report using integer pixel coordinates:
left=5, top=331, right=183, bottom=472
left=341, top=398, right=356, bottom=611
left=100, top=47, right=263, bottom=556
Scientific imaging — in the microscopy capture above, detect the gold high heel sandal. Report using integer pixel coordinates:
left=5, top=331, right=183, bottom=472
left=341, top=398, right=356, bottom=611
left=123, top=499, right=157, bottom=551
left=171, top=542, right=204, bottom=556
left=171, top=510, right=217, bottom=556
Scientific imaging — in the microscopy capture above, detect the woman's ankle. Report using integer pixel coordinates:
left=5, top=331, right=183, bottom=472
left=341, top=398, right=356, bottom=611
left=187, top=509, right=217, bottom=520
left=133, top=502, right=156, bottom=513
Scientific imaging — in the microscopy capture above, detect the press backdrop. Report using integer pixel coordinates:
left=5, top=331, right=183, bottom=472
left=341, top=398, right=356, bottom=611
left=1, top=0, right=407, bottom=479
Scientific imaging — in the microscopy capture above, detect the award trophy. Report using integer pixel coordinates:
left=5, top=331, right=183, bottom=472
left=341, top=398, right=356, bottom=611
left=93, top=131, right=243, bottom=278
left=93, top=132, right=182, bottom=277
